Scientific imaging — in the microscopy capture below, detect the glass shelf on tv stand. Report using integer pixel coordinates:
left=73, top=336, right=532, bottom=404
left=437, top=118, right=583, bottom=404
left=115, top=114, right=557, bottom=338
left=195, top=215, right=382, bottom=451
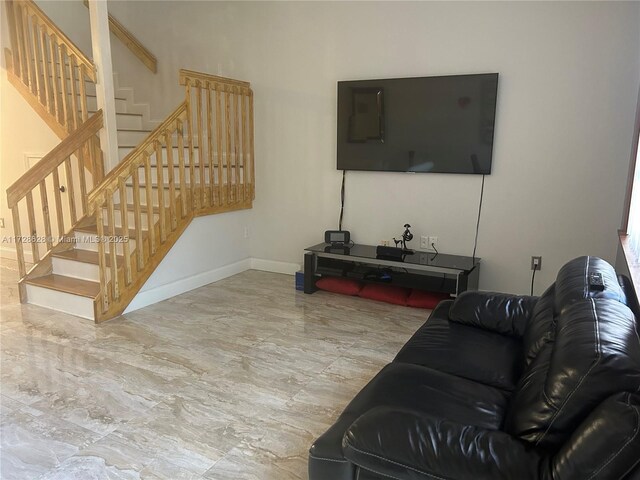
left=303, top=242, right=480, bottom=296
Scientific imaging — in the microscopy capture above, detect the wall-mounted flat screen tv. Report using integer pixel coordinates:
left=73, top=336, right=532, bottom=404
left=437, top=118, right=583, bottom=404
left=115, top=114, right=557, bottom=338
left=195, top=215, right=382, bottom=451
left=336, top=73, right=498, bottom=174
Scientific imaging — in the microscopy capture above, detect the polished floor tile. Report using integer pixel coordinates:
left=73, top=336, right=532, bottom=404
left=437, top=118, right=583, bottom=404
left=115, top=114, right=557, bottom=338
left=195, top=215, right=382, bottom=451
left=0, top=258, right=428, bottom=479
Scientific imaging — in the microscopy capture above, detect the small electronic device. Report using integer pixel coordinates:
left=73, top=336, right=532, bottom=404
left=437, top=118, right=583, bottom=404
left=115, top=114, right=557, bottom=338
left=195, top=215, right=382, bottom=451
left=589, top=272, right=605, bottom=291
left=325, top=230, right=350, bottom=245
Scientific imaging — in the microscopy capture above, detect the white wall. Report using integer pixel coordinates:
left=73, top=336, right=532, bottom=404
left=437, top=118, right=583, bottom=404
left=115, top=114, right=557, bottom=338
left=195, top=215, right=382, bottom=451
left=110, top=0, right=638, bottom=295
left=125, top=211, right=252, bottom=312
left=4, top=1, right=640, bottom=298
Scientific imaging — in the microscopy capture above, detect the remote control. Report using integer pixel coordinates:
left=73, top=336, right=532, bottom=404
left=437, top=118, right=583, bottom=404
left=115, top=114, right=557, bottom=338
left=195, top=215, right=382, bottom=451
left=589, top=273, right=605, bottom=291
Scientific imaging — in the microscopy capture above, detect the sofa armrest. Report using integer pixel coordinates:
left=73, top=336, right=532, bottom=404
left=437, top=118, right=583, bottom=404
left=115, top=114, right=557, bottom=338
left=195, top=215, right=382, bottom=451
left=551, top=392, right=640, bottom=480
left=342, top=407, right=542, bottom=480
left=449, top=291, right=537, bottom=338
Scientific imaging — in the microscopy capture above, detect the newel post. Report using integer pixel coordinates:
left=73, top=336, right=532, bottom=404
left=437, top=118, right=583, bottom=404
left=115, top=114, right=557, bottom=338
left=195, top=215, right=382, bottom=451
left=88, top=0, right=119, bottom=172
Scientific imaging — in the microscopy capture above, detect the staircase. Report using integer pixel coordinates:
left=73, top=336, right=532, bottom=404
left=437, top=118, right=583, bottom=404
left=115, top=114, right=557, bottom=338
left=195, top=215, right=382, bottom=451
left=4, top=0, right=255, bottom=322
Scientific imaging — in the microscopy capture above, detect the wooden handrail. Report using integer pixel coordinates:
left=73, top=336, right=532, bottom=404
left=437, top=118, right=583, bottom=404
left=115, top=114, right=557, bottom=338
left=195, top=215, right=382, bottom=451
left=179, top=69, right=251, bottom=92
left=82, top=0, right=157, bottom=74
left=7, top=111, right=103, bottom=209
left=22, top=0, right=96, bottom=82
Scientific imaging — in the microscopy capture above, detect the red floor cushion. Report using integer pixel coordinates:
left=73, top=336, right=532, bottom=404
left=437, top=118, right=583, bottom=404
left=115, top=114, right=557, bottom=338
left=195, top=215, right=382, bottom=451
left=316, top=277, right=363, bottom=296
left=407, top=289, right=450, bottom=309
left=360, top=284, right=410, bottom=306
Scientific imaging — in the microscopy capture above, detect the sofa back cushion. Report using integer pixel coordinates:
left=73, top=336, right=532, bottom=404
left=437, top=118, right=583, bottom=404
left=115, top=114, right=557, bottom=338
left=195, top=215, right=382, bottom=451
left=505, top=257, right=640, bottom=450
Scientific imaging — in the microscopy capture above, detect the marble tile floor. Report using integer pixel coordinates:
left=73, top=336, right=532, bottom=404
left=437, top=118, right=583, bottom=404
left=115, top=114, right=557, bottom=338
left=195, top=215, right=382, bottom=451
left=0, top=258, right=429, bottom=479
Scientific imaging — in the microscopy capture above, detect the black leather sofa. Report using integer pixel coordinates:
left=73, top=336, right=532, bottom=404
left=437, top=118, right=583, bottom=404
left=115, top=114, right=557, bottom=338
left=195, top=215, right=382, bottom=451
left=308, top=256, right=640, bottom=480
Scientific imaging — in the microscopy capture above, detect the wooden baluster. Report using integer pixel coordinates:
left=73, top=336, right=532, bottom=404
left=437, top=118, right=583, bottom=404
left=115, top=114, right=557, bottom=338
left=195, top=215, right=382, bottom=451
left=25, top=191, right=39, bottom=263
left=52, top=168, right=65, bottom=236
left=155, top=141, right=167, bottom=243
left=242, top=92, right=249, bottom=203
left=164, top=130, right=176, bottom=230
left=20, top=6, right=34, bottom=92
left=40, top=27, right=53, bottom=113
left=59, top=44, right=70, bottom=131
left=234, top=87, right=241, bottom=204
left=215, top=87, right=223, bottom=206
left=95, top=206, right=109, bottom=312
left=118, top=178, right=132, bottom=285
left=64, top=156, right=77, bottom=224
left=39, top=180, right=53, bottom=251
left=48, top=34, right=61, bottom=122
left=31, top=19, right=43, bottom=104
left=143, top=153, right=156, bottom=254
left=185, top=83, right=196, bottom=209
left=78, top=64, right=89, bottom=123
left=249, top=90, right=255, bottom=199
left=6, top=1, right=22, bottom=77
left=132, top=173, right=144, bottom=270
left=225, top=88, right=232, bottom=204
left=106, top=195, right=119, bottom=300
left=77, top=147, right=88, bottom=215
left=68, top=55, right=79, bottom=131
left=206, top=85, right=214, bottom=206
left=92, top=136, right=104, bottom=183
left=195, top=82, right=205, bottom=207
left=176, top=119, right=188, bottom=218
left=11, top=205, right=26, bottom=279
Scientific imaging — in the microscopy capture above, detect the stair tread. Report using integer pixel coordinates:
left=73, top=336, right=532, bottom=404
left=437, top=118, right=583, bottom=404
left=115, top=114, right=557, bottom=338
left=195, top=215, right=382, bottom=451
left=52, top=249, right=123, bottom=266
left=75, top=224, right=147, bottom=238
left=25, top=274, right=100, bottom=298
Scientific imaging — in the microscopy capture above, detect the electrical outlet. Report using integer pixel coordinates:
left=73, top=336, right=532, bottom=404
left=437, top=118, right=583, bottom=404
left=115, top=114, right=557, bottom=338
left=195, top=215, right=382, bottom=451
left=420, top=236, right=429, bottom=249
left=244, top=226, right=250, bottom=239
left=427, top=236, right=438, bottom=252
left=531, top=256, right=542, bottom=271
left=381, top=240, right=390, bottom=246
left=0, top=218, right=4, bottom=228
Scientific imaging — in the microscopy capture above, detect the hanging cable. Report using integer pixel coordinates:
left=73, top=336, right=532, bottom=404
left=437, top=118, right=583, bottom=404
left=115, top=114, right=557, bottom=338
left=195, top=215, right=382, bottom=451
left=338, top=170, right=346, bottom=231
left=471, top=174, right=486, bottom=264
left=530, top=268, right=537, bottom=296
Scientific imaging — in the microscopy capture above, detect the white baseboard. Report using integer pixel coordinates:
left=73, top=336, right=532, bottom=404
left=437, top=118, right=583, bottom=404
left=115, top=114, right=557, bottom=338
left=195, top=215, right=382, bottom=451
left=0, top=245, right=34, bottom=263
left=124, top=258, right=252, bottom=314
left=250, top=258, right=300, bottom=275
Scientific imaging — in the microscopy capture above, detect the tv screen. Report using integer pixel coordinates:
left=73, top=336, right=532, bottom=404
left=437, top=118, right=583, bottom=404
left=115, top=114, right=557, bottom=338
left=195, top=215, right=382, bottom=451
left=336, top=73, right=498, bottom=174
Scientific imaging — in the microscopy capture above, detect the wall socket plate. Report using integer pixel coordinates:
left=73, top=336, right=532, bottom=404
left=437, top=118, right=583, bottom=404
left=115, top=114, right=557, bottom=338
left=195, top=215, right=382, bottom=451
left=531, top=256, right=542, bottom=270
left=427, top=236, right=438, bottom=252
left=421, top=236, right=438, bottom=252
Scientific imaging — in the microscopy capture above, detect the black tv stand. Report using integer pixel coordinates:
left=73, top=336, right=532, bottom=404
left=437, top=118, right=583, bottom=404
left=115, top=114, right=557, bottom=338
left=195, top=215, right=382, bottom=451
left=304, top=243, right=480, bottom=296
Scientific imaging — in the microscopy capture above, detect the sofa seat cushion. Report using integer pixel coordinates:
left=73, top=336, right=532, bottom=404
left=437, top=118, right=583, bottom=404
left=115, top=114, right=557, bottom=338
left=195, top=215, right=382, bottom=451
left=394, top=300, right=524, bottom=391
left=309, top=362, right=510, bottom=479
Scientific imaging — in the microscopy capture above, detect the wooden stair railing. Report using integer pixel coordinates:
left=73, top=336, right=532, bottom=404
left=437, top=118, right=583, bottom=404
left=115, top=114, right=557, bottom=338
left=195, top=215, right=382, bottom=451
left=86, top=70, right=254, bottom=321
left=5, top=0, right=97, bottom=140
left=6, top=111, right=104, bottom=300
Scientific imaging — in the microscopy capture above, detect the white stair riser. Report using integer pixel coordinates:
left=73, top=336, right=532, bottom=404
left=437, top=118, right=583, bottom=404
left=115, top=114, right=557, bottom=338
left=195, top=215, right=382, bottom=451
left=102, top=208, right=158, bottom=229
left=74, top=231, right=138, bottom=255
left=135, top=166, right=218, bottom=185
left=118, top=147, right=201, bottom=162
left=115, top=113, right=143, bottom=130
left=118, top=130, right=151, bottom=146
left=52, top=257, right=111, bottom=283
left=125, top=187, right=174, bottom=206
left=86, top=96, right=127, bottom=113
left=25, top=284, right=94, bottom=320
